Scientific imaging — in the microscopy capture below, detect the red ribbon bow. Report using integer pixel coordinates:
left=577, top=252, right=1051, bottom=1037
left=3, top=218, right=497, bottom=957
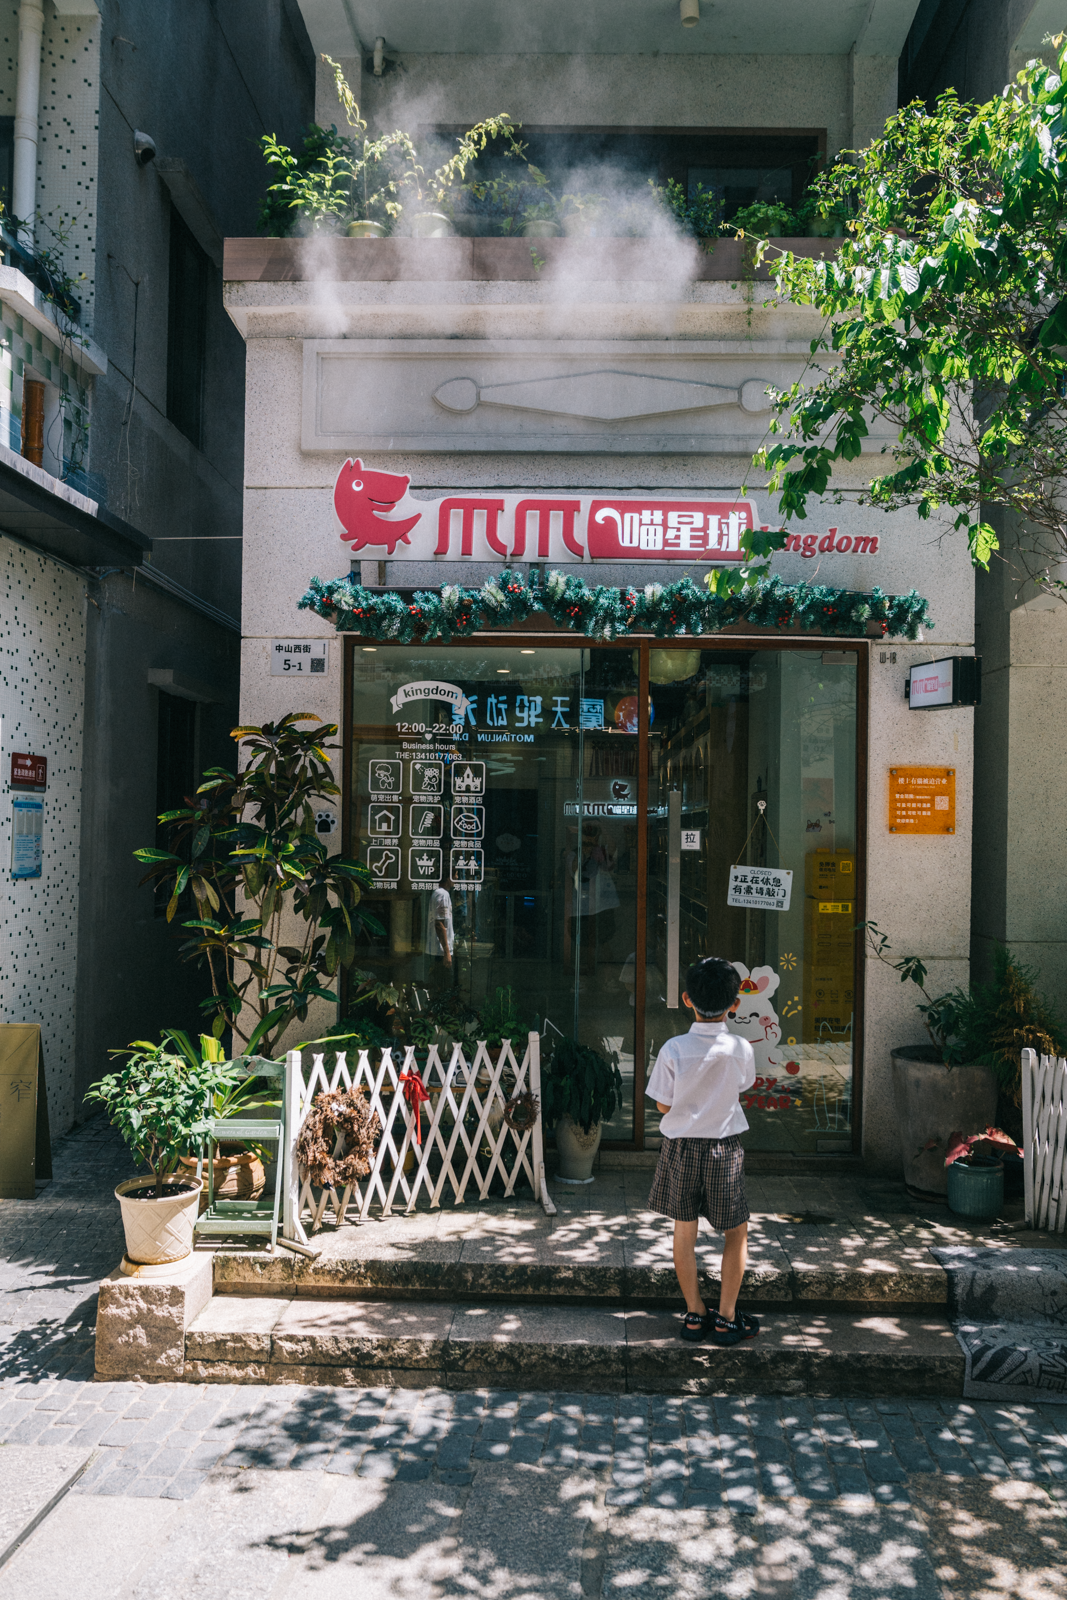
left=399, top=1069, right=431, bottom=1145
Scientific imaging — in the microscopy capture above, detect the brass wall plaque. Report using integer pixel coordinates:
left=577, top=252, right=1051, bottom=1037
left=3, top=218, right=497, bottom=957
left=888, top=767, right=956, bottom=834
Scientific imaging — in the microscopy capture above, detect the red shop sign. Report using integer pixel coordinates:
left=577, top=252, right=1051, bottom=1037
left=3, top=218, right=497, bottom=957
left=10, top=752, right=47, bottom=790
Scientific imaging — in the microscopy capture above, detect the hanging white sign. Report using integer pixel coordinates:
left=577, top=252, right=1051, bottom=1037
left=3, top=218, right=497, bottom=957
left=727, top=865, right=793, bottom=912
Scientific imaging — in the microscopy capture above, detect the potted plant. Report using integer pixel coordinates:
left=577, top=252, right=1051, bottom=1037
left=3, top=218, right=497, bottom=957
left=731, top=200, right=797, bottom=238
left=166, top=1031, right=278, bottom=1210
left=866, top=922, right=999, bottom=1197
left=942, top=1127, right=1021, bottom=1218
left=542, top=1036, right=623, bottom=1182
left=649, top=177, right=723, bottom=247
left=259, top=59, right=417, bottom=238
left=558, top=190, right=606, bottom=237
left=476, top=986, right=530, bottom=1072
left=134, top=712, right=381, bottom=1060
left=868, top=926, right=1064, bottom=1198
left=87, top=1040, right=240, bottom=1265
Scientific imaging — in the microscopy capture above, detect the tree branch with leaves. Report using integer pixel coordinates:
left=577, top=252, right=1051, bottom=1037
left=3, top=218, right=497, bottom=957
left=755, top=42, right=1067, bottom=598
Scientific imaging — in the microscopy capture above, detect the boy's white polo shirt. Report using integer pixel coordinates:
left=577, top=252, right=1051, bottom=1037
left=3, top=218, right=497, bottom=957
left=646, top=1021, right=757, bottom=1140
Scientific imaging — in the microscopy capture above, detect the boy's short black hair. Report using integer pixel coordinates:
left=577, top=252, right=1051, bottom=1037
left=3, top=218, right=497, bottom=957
left=684, top=957, right=741, bottom=1018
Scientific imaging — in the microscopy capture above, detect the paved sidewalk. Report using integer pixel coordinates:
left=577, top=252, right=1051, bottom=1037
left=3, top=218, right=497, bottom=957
left=2, top=1370, right=1067, bottom=1507
left=1, top=1119, right=1066, bottom=1597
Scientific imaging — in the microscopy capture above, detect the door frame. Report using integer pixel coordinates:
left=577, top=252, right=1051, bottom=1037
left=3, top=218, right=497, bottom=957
left=343, top=632, right=869, bottom=1154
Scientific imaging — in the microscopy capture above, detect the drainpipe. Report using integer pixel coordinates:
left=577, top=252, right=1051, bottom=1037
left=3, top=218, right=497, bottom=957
left=13, top=0, right=44, bottom=247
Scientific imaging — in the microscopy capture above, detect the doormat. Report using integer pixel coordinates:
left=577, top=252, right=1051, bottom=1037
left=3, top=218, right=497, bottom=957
left=954, top=1321, right=1067, bottom=1403
left=932, top=1246, right=1067, bottom=1403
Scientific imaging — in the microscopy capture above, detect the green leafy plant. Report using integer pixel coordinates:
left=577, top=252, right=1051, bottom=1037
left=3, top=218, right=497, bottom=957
left=134, top=713, right=382, bottom=1058
left=649, top=177, right=722, bottom=242
left=863, top=925, right=1065, bottom=1094
left=158, top=1029, right=279, bottom=1158
left=86, top=1041, right=240, bottom=1196
left=757, top=41, right=1067, bottom=595
left=259, top=57, right=419, bottom=235
left=542, top=1036, right=623, bottom=1133
left=731, top=201, right=797, bottom=237
left=477, top=986, right=530, bottom=1052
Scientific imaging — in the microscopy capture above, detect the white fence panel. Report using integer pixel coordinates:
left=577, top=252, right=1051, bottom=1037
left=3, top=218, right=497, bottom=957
left=1022, top=1046, right=1067, bottom=1232
left=282, top=1030, right=554, bottom=1242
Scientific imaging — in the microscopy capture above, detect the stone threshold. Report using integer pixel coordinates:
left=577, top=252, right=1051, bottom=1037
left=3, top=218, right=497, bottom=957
left=180, top=1296, right=965, bottom=1397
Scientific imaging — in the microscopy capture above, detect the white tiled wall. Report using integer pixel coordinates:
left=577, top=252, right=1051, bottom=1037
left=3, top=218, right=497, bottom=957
left=0, top=535, right=85, bottom=1133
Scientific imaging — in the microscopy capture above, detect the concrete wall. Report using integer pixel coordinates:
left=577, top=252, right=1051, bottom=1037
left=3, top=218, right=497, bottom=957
left=0, top=535, right=84, bottom=1132
left=317, top=50, right=896, bottom=163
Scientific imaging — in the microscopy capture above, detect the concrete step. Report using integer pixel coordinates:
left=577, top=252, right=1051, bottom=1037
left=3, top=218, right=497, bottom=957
left=211, top=1243, right=948, bottom=1313
left=184, top=1295, right=965, bottom=1397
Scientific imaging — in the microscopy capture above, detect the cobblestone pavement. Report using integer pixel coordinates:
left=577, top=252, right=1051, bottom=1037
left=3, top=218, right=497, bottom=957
left=0, top=1369, right=1065, bottom=1512
left=0, top=1120, right=1061, bottom=1512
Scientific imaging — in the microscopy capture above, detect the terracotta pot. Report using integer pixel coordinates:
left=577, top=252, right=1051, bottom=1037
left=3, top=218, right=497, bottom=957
left=346, top=219, right=385, bottom=238
left=115, top=1177, right=201, bottom=1265
left=891, top=1047, right=998, bottom=1198
left=554, top=1113, right=602, bottom=1182
left=178, top=1152, right=266, bottom=1215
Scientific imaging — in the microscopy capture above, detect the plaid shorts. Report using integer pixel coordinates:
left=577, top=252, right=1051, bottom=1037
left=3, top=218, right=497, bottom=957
left=647, top=1135, right=749, bottom=1231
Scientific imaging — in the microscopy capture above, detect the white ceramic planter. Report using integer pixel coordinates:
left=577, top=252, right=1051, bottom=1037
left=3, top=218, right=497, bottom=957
left=522, top=220, right=560, bottom=238
left=410, top=212, right=454, bottom=237
left=554, top=1114, right=602, bottom=1182
left=346, top=219, right=385, bottom=238
left=115, top=1178, right=201, bottom=1265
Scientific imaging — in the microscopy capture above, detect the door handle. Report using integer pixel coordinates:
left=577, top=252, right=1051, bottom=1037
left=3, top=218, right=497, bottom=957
left=666, top=790, right=681, bottom=1008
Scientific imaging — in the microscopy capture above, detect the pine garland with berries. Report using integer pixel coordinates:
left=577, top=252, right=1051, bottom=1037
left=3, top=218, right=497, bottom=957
left=298, top=569, right=932, bottom=644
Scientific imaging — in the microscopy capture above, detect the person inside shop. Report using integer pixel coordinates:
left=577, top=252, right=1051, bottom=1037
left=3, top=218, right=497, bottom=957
left=423, top=874, right=455, bottom=991
left=564, top=822, right=620, bottom=977
left=645, top=955, right=761, bottom=1346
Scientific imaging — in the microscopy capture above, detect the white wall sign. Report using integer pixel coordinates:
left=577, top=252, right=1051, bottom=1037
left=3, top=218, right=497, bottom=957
left=271, top=639, right=328, bottom=675
left=331, top=461, right=880, bottom=567
left=727, top=864, right=792, bottom=911
left=907, top=659, right=954, bottom=707
left=681, top=829, right=702, bottom=851
left=11, top=796, right=43, bottom=879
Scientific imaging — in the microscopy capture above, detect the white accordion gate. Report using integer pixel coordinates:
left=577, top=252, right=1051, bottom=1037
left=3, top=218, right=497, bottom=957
left=282, top=1031, right=555, bottom=1240
left=1022, top=1047, right=1067, bottom=1233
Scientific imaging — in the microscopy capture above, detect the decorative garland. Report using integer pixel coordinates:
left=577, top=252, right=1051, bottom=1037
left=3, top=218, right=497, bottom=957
left=298, top=568, right=933, bottom=644
left=295, top=1089, right=381, bottom=1190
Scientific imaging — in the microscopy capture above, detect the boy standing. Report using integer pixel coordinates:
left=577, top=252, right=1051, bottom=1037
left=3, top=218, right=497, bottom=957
left=646, top=956, right=760, bottom=1345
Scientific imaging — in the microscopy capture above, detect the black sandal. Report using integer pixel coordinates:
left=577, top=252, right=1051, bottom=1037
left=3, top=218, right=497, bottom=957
left=679, top=1311, right=712, bottom=1343
left=711, top=1311, right=761, bottom=1346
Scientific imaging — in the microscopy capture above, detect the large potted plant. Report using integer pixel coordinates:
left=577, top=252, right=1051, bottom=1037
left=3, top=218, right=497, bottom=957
left=542, top=1037, right=623, bottom=1183
left=866, top=923, right=1002, bottom=1197
left=134, top=712, right=381, bottom=1059
left=87, top=1041, right=239, bottom=1265
left=869, top=926, right=1065, bottom=1197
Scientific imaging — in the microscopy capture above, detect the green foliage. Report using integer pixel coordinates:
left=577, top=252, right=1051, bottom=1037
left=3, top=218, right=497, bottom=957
left=863, top=924, right=1065, bottom=1091
left=156, top=1029, right=279, bottom=1159
left=258, top=55, right=518, bottom=236
left=133, top=713, right=382, bottom=1059
left=300, top=566, right=932, bottom=645
left=647, top=178, right=723, bottom=242
left=731, top=201, right=797, bottom=237
left=477, top=987, right=530, bottom=1052
left=86, top=1040, right=240, bottom=1195
left=757, top=44, right=1067, bottom=594
left=542, top=1037, right=623, bottom=1134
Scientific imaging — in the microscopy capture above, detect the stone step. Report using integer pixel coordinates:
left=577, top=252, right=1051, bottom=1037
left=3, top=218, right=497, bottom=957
left=184, top=1295, right=965, bottom=1397
left=211, top=1244, right=948, bottom=1313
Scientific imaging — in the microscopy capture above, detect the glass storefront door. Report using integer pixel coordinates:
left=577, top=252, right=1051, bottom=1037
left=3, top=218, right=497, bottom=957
left=344, top=639, right=862, bottom=1151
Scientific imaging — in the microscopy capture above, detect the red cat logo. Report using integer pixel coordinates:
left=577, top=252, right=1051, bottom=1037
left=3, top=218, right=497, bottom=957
left=333, top=459, right=423, bottom=554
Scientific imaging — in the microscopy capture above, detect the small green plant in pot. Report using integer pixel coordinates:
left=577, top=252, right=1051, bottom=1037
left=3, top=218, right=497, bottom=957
left=87, top=1040, right=240, bottom=1264
left=731, top=201, right=797, bottom=238
left=163, top=1030, right=279, bottom=1209
left=542, top=1037, right=622, bottom=1183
